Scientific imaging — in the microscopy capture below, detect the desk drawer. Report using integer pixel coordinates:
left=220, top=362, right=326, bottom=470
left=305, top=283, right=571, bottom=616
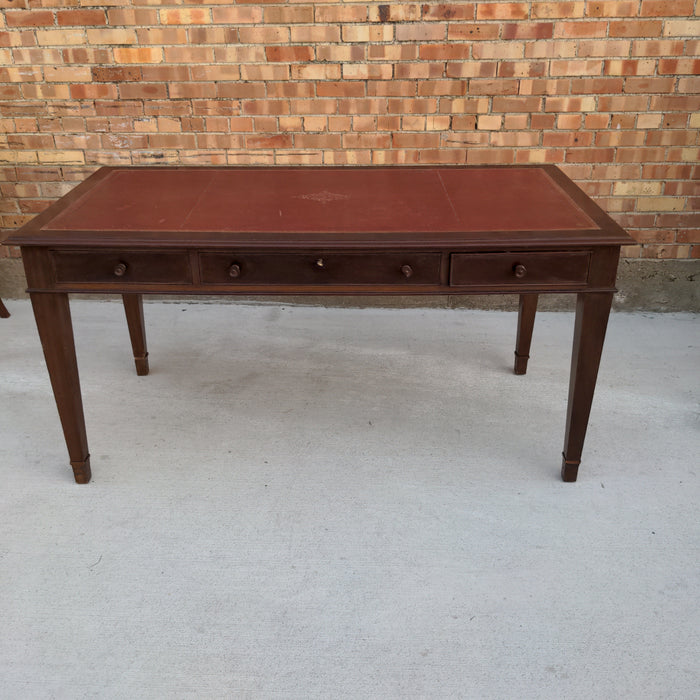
left=199, top=252, right=442, bottom=286
left=449, top=251, right=590, bottom=288
left=52, top=250, right=192, bottom=285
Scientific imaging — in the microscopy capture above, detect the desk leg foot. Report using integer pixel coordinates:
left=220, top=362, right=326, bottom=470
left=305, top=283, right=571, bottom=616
left=122, top=294, right=149, bottom=376
left=514, top=294, right=538, bottom=375
left=71, top=455, right=92, bottom=484
left=30, top=292, right=91, bottom=484
left=562, top=292, right=613, bottom=483
left=0, top=297, right=9, bottom=318
left=561, top=455, right=580, bottom=482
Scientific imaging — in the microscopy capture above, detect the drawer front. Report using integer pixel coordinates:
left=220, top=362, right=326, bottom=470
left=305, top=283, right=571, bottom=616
left=450, top=251, right=590, bottom=288
left=52, top=250, right=192, bottom=285
left=199, top=252, right=442, bottom=286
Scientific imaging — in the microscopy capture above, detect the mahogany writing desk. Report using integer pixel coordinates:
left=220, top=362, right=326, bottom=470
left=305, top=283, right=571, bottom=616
left=5, top=166, right=633, bottom=484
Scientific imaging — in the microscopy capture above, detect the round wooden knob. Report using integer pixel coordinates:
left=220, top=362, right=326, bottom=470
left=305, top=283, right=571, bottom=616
left=113, top=262, right=127, bottom=277
left=513, top=264, right=527, bottom=279
left=315, top=258, right=325, bottom=268
left=228, top=263, right=241, bottom=278
left=401, top=264, right=413, bottom=278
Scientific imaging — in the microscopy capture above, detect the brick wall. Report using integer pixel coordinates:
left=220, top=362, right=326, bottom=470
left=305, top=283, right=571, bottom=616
left=1, top=1, right=698, bottom=261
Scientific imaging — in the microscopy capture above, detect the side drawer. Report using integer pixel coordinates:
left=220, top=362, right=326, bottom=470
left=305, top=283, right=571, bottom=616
left=52, top=250, right=192, bottom=285
left=199, top=252, right=442, bottom=286
left=449, top=251, right=590, bottom=288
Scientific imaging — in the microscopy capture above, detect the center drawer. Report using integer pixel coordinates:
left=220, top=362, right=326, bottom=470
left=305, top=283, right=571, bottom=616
left=199, top=252, right=442, bottom=286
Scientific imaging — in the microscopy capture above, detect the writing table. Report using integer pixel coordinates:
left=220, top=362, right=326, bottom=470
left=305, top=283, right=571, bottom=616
left=5, top=165, right=633, bottom=484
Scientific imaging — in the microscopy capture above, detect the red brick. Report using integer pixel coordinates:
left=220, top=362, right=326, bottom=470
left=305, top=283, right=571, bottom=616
left=211, top=7, right=262, bottom=24
left=586, top=1, right=640, bottom=17
left=532, top=2, right=584, bottom=18
left=268, top=83, right=314, bottom=98
left=419, top=44, right=469, bottom=60
left=396, top=24, right=446, bottom=42
left=217, top=83, right=266, bottom=99
left=113, top=48, right=162, bottom=64
left=417, top=80, right=466, bottom=96
left=246, top=134, right=293, bottom=149
left=554, top=21, right=608, bottom=38
left=70, top=84, right=117, bottom=100
left=317, top=82, right=365, bottom=98
left=120, top=83, right=168, bottom=100
left=609, top=20, right=663, bottom=37
left=476, top=3, right=529, bottom=20
left=422, top=4, right=476, bottom=21
left=502, top=22, right=553, bottom=39
left=264, top=6, right=313, bottom=24
left=571, top=77, right=624, bottom=93
left=659, top=59, right=700, bottom=74
left=57, top=10, right=106, bottom=26
left=368, top=81, right=416, bottom=97
left=316, top=5, right=367, bottom=23
left=265, top=46, right=314, bottom=62
left=6, top=11, right=54, bottom=27
left=640, top=0, right=695, bottom=16
left=90, top=66, right=141, bottom=83
left=447, top=24, right=500, bottom=40
left=160, top=9, right=211, bottom=25
left=469, top=79, right=519, bottom=95
left=387, top=98, right=438, bottom=114
left=624, top=77, right=676, bottom=93
left=242, top=100, right=291, bottom=116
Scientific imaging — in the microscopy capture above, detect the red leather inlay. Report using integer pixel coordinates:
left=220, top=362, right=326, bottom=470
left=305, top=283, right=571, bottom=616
left=47, top=167, right=597, bottom=233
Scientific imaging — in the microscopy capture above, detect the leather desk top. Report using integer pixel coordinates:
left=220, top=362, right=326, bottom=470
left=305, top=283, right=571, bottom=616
left=7, top=165, right=633, bottom=249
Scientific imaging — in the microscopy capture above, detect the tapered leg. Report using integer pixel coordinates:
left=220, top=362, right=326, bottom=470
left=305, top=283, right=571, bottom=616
left=562, top=292, right=614, bottom=482
left=122, top=294, right=149, bottom=376
left=30, top=293, right=90, bottom=483
left=514, top=293, right=538, bottom=375
left=0, top=297, right=9, bottom=318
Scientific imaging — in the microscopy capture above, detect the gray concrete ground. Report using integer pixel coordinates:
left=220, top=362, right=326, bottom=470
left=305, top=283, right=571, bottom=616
left=1, top=300, right=698, bottom=699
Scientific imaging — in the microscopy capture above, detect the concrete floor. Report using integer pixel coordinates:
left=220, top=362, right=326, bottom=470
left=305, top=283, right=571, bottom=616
left=1, top=299, right=698, bottom=699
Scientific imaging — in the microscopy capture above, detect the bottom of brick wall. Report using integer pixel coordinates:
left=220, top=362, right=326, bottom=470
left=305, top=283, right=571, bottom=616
left=1, top=258, right=698, bottom=313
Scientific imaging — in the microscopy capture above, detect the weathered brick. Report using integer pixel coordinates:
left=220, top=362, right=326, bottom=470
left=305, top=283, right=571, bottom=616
left=141, top=28, right=189, bottom=45
left=211, top=7, right=262, bottom=24
left=160, top=9, right=211, bottom=25
left=316, top=5, right=367, bottom=23
left=57, top=10, right=106, bottom=26
left=36, top=30, right=86, bottom=46
left=86, top=29, right=138, bottom=45
left=502, top=22, right=553, bottom=39
left=663, top=20, right=700, bottom=37
left=609, top=20, right=663, bottom=37
left=396, top=24, right=446, bottom=42
left=533, top=2, right=584, bottom=18
left=6, top=11, right=54, bottom=27
left=113, top=47, right=163, bottom=64
left=422, top=4, right=476, bottom=21
left=317, top=81, right=365, bottom=98
left=640, top=0, right=695, bottom=16
left=342, top=25, right=393, bottom=42
left=477, top=115, right=503, bottom=130
left=476, top=3, right=529, bottom=20
left=586, top=1, right=640, bottom=17
left=265, top=46, right=314, bottom=62
left=447, top=24, right=500, bottom=40
left=263, top=5, right=314, bottom=24
left=44, top=65, right=91, bottom=82
left=239, top=26, right=290, bottom=44
left=553, top=20, right=608, bottom=38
